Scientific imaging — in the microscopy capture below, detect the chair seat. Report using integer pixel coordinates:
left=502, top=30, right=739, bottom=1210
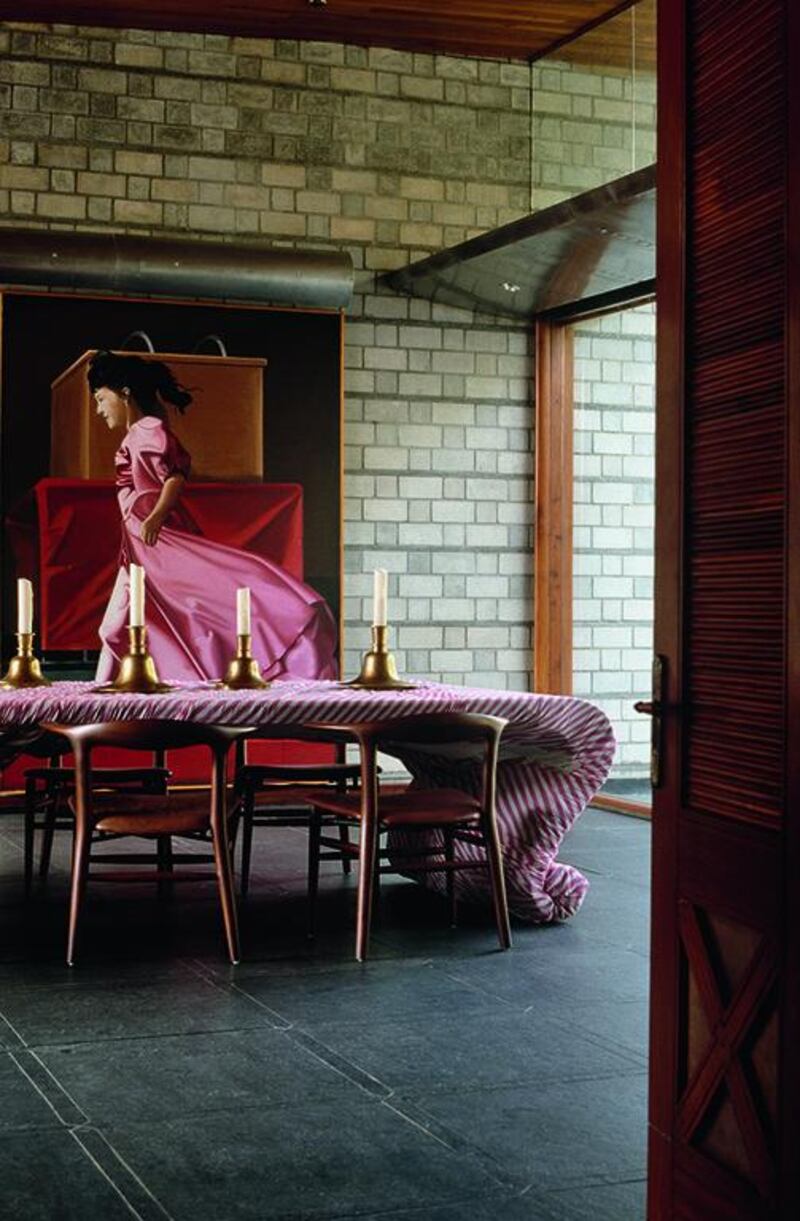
left=25, top=766, right=171, bottom=788
left=309, top=786, right=482, bottom=826
left=238, top=762, right=361, bottom=784
left=70, top=788, right=217, bottom=835
left=243, top=783, right=352, bottom=809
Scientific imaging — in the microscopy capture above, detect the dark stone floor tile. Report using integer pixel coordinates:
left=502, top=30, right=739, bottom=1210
left=0, top=971, right=272, bottom=1047
left=0, top=1051, right=71, bottom=1131
left=38, top=1027, right=355, bottom=1124
left=348, top=1178, right=647, bottom=1220
left=565, top=844, right=651, bottom=885
left=231, top=955, right=509, bottom=1028
left=541, top=1178, right=647, bottom=1220
left=560, top=998, right=649, bottom=1062
left=439, top=940, right=650, bottom=1012
left=308, top=1008, right=641, bottom=1094
left=0, top=1129, right=136, bottom=1221
left=0, top=1012, right=24, bottom=1049
left=350, top=1192, right=565, bottom=1221
left=399, top=1072, right=648, bottom=1191
left=569, top=892, right=651, bottom=957
left=103, top=1096, right=502, bottom=1220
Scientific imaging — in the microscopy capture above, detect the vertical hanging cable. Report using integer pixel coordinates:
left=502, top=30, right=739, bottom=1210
left=529, top=55, right=536, bottom=214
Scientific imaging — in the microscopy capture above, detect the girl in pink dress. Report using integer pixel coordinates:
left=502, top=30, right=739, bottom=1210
left=89, top=350, right=337, bottom=683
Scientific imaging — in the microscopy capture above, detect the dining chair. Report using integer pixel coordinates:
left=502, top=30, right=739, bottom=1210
left=304, top=712, right=512, bottom=961
left=24, top=756, right=170, bottom=896
left=0, top=727, right=66, bottom=893
left=231, top=745, right=361, bottom=901
left=41, top=719, right=253, bottom=966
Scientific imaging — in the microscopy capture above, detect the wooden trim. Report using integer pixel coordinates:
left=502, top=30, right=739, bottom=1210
left=591, top=793, right=651, bottom=819
left=533, top=321, right=573, bottom=694
left=647, top=0, right=687, bottom=1215
left=535, top=279, right=656, bottom=325
left=782, top=0, right=800, bottom=1210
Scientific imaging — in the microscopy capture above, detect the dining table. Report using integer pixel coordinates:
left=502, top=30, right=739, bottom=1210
left=0, top=677, right=615, bottom=923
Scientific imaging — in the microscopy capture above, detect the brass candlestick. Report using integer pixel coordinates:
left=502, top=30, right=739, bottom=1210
left=95, top=625, right=173, bottom=694
left=221, top=633, right=270, bottom=690
left=0, top=632, right=51, bottom=689
left=345, top=625, right=416, bottom=690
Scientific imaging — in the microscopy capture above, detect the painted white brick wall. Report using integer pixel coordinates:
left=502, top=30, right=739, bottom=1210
left=344, top=305, right=533, bottom=689
left=572, top=303, right=655, bottom=779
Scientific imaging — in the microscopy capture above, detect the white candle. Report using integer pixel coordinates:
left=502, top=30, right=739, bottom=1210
left=236, top=587, right=251, bottom=636
left=372, top=568, right=388, bottom=627
left=17, top=578, right=33, bottom=634
left=129, top=564, right=145, bottom=627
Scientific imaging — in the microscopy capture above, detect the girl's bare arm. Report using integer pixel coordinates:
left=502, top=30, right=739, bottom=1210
left=141, top=474, right=185, bottom=545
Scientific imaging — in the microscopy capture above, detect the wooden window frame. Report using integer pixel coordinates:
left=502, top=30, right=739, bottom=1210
left=533, top=321, right=574, bottom=695
left=534, top=293, right=656, bottom=812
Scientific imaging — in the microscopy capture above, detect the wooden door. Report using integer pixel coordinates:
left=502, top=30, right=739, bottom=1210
left=648, top=1, right=799, bottom=1218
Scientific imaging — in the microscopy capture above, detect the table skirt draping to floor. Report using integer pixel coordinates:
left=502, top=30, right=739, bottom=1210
left=0, top=678, right=615, bottom=923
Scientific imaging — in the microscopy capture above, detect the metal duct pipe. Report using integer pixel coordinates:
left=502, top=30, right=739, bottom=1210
left=0, top=229, right=353, bottom=310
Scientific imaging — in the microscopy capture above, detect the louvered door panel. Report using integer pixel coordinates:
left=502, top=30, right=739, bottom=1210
left=649, top=0, right=798, bottom=1216
left=684, top=0, right=785, bottom=826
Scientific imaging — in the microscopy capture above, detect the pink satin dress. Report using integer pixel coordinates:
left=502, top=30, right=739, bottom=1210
left=95, top=416, right=338, bottom=683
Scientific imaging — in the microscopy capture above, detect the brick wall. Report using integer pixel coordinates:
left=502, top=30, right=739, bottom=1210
left=572, top=304, right=655, bottom=779
left=531, top=0, right=656, bottom=211
left=0, top=22, right=534, bottom=688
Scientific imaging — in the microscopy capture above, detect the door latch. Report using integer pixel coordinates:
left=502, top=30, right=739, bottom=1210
left=633, top=654, right=665, bottom=788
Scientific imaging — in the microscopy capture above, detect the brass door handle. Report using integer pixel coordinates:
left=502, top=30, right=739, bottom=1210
left=634, top=700, right=658, bottom=716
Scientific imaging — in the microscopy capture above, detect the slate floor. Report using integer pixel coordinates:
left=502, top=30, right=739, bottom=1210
left=0, top=801, right=650, bottom=1221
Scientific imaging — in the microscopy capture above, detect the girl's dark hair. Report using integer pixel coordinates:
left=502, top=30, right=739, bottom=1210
left=87, top=350, right=192, bottom=418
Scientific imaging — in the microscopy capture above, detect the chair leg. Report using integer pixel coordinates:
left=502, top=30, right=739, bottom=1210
left=23, top=778, right=37, bottom=898
left=355, top=815, right=379, bottom=963
left=156, top=834, right=174, bottom=900
left=338, top=822, right=352, bottom=874
left=39, top=796, right=60, bottom=883
left=240, top=788, right=255, bottom=899
left=445, top=828, right=457, bottom=928
left=66, top=748, right=93, bottom=967
left=482, top=815, right=511, bottom=951
left=307, top=810, right=322, bottom=939
left=210, top=748, right=240, bottom=964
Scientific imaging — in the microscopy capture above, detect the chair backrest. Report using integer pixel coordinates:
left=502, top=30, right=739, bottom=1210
left=305, top=712, right=507, bottom=811
left=41, top=720, right=255, bottom=755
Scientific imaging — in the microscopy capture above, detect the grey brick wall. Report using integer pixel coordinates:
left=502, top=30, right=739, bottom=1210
left=0, top=21, right=534, bottom=689
left=572, top=304, right=655, bottom=778
left=531, top=0, right=656, bottom=211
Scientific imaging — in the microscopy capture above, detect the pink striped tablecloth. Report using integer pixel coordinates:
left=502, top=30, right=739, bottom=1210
left=0, top=678, right=615, bottom=922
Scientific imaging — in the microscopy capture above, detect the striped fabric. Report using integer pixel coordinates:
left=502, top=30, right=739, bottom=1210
left=0, top=678, right=615, bottom=922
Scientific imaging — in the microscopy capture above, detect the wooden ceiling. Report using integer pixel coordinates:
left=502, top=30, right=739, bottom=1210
left=0, top=1, right=645, bottom=64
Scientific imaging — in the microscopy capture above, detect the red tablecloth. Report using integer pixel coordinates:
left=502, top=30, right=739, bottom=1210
left=7, top=478, right=305, bottom=650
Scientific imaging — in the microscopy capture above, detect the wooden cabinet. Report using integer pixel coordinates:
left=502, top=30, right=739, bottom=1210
left=51, top=350, right=266, bottom=480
